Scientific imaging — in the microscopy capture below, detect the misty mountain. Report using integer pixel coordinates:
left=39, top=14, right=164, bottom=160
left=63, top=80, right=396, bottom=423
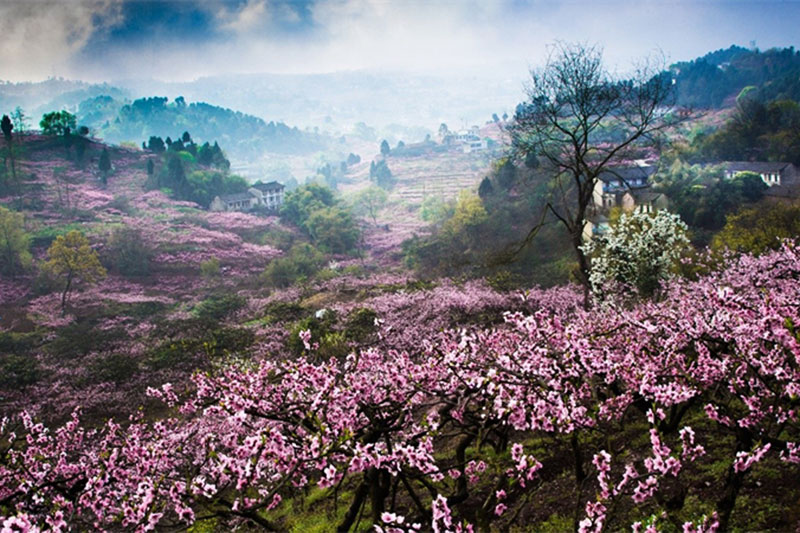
left=112, top=70, right=525, bottom=133
left=78, top=95, right=329, bottom=160
left=0, top=79, right=129, bottom=123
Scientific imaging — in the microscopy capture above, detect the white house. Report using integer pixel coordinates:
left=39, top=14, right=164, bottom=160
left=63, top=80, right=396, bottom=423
left=722, top=161, right=797, bottom=187
left=209, top=181, right=285, bottom=212
left=592, top=165, right=657, bottom=210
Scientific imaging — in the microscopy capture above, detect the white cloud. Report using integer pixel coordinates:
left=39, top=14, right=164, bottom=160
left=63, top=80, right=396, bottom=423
left=4, top=0, right=800, bottom=83
left=217, top=0, right=269, bottom=34
left=0, top=0, right=123, bottom=81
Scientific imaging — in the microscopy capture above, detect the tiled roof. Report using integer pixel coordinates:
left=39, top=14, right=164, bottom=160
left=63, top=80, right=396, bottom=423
left=723, top=161, right=793, bottom=173
left=251, top=181, right=285, bottom=192
left=597, top=165, right=657, bottom=183
left=219, top=192, right=255, bottom=203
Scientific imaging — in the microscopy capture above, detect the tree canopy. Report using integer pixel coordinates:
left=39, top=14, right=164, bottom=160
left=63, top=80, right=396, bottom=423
left=43, top=230, right=106, bottom=310
left=0, top=206, right=31, bottom=275
left=40, top=111, right=77, bottom=136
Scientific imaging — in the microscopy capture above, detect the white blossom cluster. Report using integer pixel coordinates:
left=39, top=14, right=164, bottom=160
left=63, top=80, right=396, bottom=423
left=583, top=210, right=690, bottom=299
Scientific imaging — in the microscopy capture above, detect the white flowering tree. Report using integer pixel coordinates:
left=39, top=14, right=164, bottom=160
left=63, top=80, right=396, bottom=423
left=582, top=210, right=689, bottom=299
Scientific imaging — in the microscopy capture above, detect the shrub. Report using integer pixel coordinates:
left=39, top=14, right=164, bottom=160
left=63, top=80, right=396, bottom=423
left=200, top=257, right=221, bottom=278
left=193, top=294, right=247, bottom=323
left=106, top=227, right=153, bottom=277
left=90, top=353, right=139, bottom=384
left=261, top=243, right=325, bottom=288
left=262, top=301, right=308, bottom=324
left=344, top=307, right=378, bottom=342
left=0, top=353, right=40, bottom=388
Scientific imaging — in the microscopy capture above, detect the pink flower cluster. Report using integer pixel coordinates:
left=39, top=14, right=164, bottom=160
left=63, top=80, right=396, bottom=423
left=2, top=243, right=800, bottom=530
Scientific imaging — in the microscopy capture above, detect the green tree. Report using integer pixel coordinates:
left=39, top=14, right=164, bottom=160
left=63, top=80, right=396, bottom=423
left=730, top=171, right=768, bottom=203
left=39, top=111, right=77, bottom=136
left=164, top=154, right=188, bottom=197
left=44, top=230, right=106, bottom=311
left=419, top=195, right=452, bottom=224
left=306, top=206, right=360, bottom=254
left=495, top=159, right=516, bottom=189
left=11, top=107, right=27, bottom=134
left=280, top=182, right=337, bottom=228
left=380, top=139, right=390, bottom=156
left=442, top=191, right=489, bottom=238
left=352, top=186, right=388, bottom=225
left=712, top=201, right=800, bottom=256
left=0, top=206, right=31, bottom=275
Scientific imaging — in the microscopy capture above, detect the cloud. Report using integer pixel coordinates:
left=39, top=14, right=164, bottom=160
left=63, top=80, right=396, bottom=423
left=3, top=0, right=800, bottom=83
left=0, top=0, right=124, bottom=81
left=217, top=0, right=269, bottom=33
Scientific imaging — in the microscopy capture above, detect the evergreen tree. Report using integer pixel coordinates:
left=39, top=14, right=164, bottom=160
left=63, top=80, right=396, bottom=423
left=1, top=115, right=13, bottom=142
left=380, top=139, right=390, bottom=156
left=478, top=176, right=494, bottom=198
left=99, top=148, right=111, bottom=185
left=369, top=160, right=394, bottom=189
left=147, top=136, right=166, bottom=153
left=166, top=155, right=188, bottom=196
left=496, top=160, right=517, bottom=189
left=2, top=115, right=16, bottom=181
left=197, top=142, right=213, bottom=166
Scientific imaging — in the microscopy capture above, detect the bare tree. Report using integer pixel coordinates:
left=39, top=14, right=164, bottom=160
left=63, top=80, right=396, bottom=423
left=508, top=42, right=675, bottom=304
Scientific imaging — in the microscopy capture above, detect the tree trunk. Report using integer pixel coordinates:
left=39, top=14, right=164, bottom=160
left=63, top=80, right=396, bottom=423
left=338, top=478, right=370, bottom=532
left=572, top=229, right=592, bottom=309
left=370, top=468, right=391, bottom=526
left=60, top=271, right=73, bottom=314
left=716, top=429, right=753, bottom=531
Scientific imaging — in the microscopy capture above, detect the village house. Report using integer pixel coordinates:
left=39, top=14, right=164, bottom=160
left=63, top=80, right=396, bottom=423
left=592, top=165, right=658, bottom=210
left=584, top=164, right=667, bottom=243
left=209, top=181, right=285, bottom=212
left=721, top=161, right=799, bottom=197
left=443, top=126, right=488, bottom=153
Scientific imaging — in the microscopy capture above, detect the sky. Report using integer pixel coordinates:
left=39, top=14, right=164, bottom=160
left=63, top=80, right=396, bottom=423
left=1, top=0, right=799, bottom=83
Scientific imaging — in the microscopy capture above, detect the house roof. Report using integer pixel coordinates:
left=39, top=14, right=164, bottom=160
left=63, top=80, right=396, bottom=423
left=219, top=192, right=255, bottom=203
left=629, top=189, right=663, bottom=203
left=597, top=165, right=657, bottom=184
left=251, top=181, right=285, bottom=192
left=723, top=161, right=794, bottom=173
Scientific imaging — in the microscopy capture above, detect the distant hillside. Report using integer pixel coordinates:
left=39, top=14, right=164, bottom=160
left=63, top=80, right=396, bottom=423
left=0, top=79, right=129, bottom=120
left=78, top=95, right=329, bottom=160
left=671, top=45, right=800, bottom=108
